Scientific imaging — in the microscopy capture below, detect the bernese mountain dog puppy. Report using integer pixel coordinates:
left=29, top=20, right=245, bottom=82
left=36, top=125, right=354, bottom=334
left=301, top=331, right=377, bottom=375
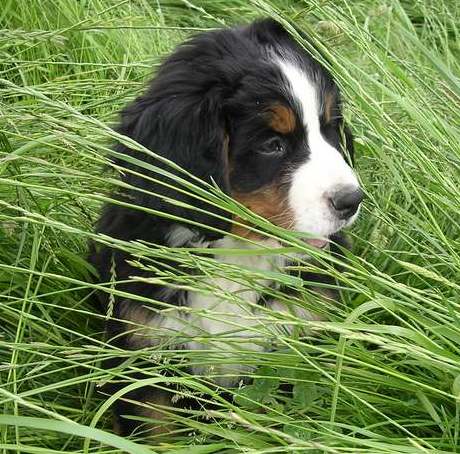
left=89, top=18, right=363, bottom=436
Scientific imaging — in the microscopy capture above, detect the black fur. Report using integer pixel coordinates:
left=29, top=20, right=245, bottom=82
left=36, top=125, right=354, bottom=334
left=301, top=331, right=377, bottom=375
left=89, top=18, right=357, bottom=436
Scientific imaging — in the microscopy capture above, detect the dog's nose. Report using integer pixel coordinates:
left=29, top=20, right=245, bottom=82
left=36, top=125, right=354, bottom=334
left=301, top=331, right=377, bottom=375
left=329, top=186, right=364, bottom=219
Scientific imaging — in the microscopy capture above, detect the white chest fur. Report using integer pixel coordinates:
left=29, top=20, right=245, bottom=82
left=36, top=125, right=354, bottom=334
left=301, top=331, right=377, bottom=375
left=139, top=231, right=320, bottom=387
left=185, top=236, right=284, bottom=386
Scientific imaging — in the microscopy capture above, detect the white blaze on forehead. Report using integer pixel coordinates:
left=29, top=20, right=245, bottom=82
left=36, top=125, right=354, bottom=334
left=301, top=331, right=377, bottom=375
left=276, top=59, right=360, bottom=237
left=276, top=59, right=321, bottom=133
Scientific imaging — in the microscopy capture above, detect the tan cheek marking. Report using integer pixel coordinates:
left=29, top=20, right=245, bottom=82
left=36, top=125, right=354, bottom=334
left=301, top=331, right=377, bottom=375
left=231, top=185, right=294, bottom=239
left=269, top=105, right=296, bottom=134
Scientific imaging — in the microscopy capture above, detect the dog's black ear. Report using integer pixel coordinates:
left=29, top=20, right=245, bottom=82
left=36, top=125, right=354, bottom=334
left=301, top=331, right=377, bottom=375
left=111, top=31, right=240, bottom=237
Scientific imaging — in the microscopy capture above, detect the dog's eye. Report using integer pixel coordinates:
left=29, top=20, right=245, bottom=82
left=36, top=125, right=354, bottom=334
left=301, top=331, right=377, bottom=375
left=260, top=137, right=286, bottom=156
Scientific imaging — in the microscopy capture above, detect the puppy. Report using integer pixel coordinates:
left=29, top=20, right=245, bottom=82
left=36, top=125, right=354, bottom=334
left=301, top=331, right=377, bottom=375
left=89, top=18, right=363, bottom=436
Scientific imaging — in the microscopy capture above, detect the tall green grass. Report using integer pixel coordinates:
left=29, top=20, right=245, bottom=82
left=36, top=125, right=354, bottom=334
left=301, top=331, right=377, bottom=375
left=1, top=0, right=459, bottom=452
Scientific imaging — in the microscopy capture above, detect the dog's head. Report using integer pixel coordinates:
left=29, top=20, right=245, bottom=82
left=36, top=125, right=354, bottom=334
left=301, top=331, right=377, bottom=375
left=114, top=19, right=362, bottom=244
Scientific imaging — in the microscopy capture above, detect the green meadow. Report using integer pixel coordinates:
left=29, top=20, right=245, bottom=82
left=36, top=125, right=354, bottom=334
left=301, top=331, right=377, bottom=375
left=1, top=0, right=459, bottom=452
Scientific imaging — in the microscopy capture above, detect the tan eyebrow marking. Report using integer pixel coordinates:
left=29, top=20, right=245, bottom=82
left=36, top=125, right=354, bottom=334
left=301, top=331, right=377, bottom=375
left=268, top=104, right=296, bottom=134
